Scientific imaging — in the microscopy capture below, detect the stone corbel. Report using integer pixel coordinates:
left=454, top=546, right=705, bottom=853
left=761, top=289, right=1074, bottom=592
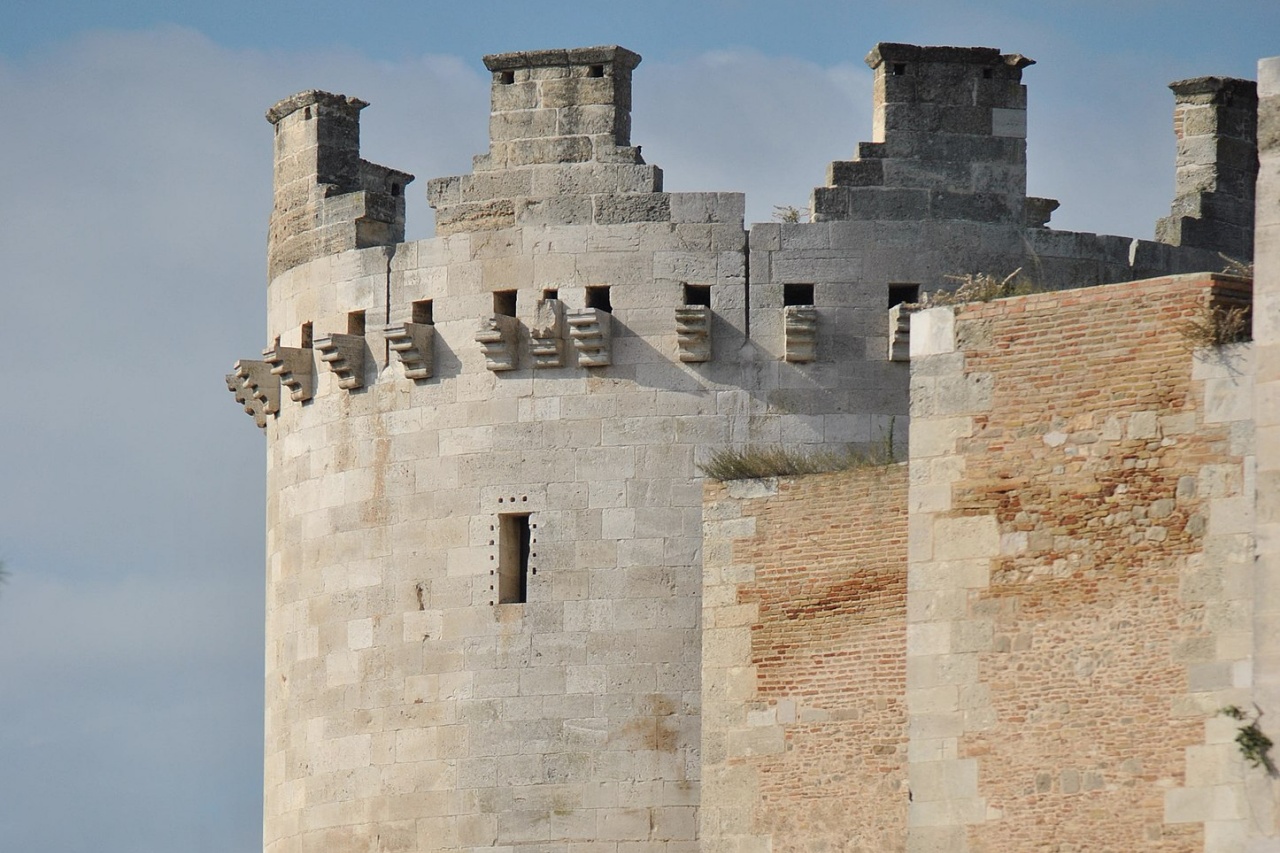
left=888, top=303, right=918, bottom=362
left=262, top=344, right=315, bottom=402
left=314, top=333, right=366, bottom=389
left=226, top=359, right=279, bottom=428
left=476, top=313, right=519, bottom=371
left=784, top=305, right=817, bottom=363
left=567, top=307, right=612, bottom=367
left=530, top=298, right=566, bottom=369
left=385, top=322, right=435, bottom=380
left=675, top=305, right=711, bottom=363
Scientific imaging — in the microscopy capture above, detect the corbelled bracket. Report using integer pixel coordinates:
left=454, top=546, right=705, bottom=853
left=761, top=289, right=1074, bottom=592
left=262, top=344, right=315, bottom=402
left=888, top=303, right=918, bottom=362
left=675, top=305, right=711, bottom=363
left=784, top=306, right=818, bottom=363
left=226, top=359, right=280, bottom=428
left=385, top=322, right=436, bottom=380
left=567, top=307, right=612, bottom=367
left=476, top=314, right=519, bottom=371
left=530, top=299, right=566, bottom=369
left=314, top=333, right=366, bottom=389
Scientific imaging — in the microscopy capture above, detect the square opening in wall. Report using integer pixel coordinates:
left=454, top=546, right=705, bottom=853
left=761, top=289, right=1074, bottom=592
left=784, top=284, right=815, bottom=307
left=347, top=310, right=366, bottom=335
left=494, top=290, right=518, bottom=317
left=499, top=70, right=515, bottom=85
left=888, top=283, right=920, bottom=309
left=588, top=64, right=605, bottom=78
left=683, top=284, right=712, bottom=307
left=412, top=300, right=434, bottom=325
left=498, top=513, right=531, bottom=604
left=586, top=286, right=612, bottom=313
left=542, top=288, right=559, bottom=301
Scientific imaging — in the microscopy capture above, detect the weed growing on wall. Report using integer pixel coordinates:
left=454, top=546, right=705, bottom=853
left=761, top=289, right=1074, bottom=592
left=911, top=268, right=1040, bottom=308
left=1180, top=302, right=1252, bottom=347
left=699, top=431, right=897, bottom=481
left=1219, top=705, right=1277, bottom=774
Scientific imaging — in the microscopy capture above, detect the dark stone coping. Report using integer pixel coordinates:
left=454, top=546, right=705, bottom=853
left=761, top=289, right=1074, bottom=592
left=267, top=90, right=368, bottom=125
left=865, top=43, right=1034, bottom=71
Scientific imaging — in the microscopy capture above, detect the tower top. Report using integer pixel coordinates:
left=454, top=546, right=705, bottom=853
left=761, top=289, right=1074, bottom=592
left=482, top=44, right=641, bottom=74
left=265, top=90, right=368, bottom=126
left=865, top=43, right=1034, bottom=71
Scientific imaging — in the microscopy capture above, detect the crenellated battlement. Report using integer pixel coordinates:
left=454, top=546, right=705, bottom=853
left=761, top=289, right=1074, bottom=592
left=427, top=45, right=668, bottom=235
left=1157, top=75, right=1259, bottom=259
left=266, top=90, right=414, bottom=279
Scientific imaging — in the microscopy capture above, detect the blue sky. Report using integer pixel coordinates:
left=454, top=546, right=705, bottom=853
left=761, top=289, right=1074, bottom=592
left=0, top=3, right=1276, bottom=851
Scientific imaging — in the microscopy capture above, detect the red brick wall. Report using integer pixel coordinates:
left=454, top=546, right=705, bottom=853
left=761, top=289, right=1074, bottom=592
left=717, top=465, right=910, bottom=852
left=948, top=275, right=1248, bottom=851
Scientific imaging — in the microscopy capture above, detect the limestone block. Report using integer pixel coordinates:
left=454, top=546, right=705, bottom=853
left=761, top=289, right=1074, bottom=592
left=314, top=333, right=366, bottom=389
left=529, top=298, right=566, bottom=368
left=783, top=305, right=817, bottom=363
left=384, top=322, right=435, bottom=380
left=567, top=307, right=612, bottom=367
left=475, top=313, right=520, bottom=371
left=263, top=344, right=315, bottom=402
left=675, top=305, right=711, bottom=363
left=910, top=307, right=956, bottom=358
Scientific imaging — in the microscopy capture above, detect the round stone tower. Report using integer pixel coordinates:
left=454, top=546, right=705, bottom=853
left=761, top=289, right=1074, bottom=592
left=230, top=45, right=903, bottom=853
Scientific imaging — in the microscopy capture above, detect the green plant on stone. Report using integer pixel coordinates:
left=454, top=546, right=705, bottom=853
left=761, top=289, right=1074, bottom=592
left=771, top=204, right=807, bottom=224
left=1219, top=704, right=1276, bottom=774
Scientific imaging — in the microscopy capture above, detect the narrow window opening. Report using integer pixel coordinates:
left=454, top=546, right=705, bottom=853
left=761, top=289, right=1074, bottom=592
left=784, top=283, right=815, bottom=307
left=347, top=311, right=366, bottom=336
left=588, top=64, right=605, bottom=78
left=498, top=513, right=531, bottom=604
left=412, top=300, right=434, bottom=325
left=683, top=283, right=712, bottom=307
left=301, top=322, right=313, bottom=348
left=493, top=290, right=518, bottom=317
left=542, top=288, right=559, bottom=301
left=391, top=183, right=402, bottom=197
left=498, top=70, right=515, bottom=85
left=303, top=106, right=312, bottom=119
left=891, top=63, right=907, bottom=77
left=982, top=68, right=993, bottom=79
left=586, top=285, right=612, bottom=313
left=888, top=283, right=920, bottom=309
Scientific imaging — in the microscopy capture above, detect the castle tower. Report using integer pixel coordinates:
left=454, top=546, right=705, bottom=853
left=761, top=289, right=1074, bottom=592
left=228, top=44, right=1255, bottom=853
left=236, top=43, right=886, bottom=853
left=1156, top=76, right=1259, bottom=261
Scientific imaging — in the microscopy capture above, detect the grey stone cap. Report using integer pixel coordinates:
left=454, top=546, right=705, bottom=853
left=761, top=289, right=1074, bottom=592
left=865, top=43, right=1034, bottom=70
left=1168, top=76, right=1258, bottom=103
left=266, top=90, right=369, bottom=125
left=483, top=45, right=642, bottom=73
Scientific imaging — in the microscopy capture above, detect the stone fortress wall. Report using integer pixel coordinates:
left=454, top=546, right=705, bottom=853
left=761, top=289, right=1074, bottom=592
left=226, top=42, right=1266, bottom=852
